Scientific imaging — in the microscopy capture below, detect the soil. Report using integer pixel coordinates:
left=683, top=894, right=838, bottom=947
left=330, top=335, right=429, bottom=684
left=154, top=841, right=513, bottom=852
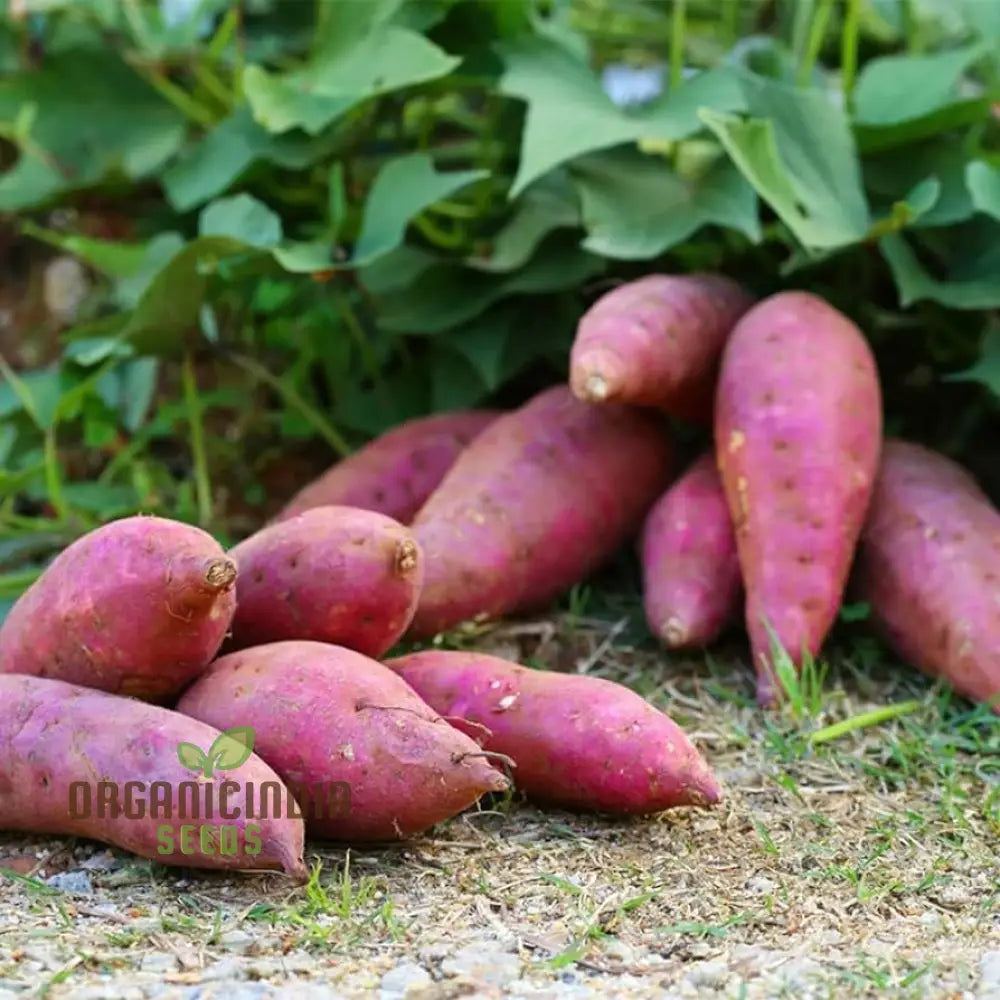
left=0, top=614, right=998, bottom=1000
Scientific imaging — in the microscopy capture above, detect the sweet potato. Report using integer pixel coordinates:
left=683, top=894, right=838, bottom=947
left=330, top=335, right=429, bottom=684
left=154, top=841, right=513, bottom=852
left=274, top=410, right=500, bottom=524
left=640, top=453, right=741, bottom=649
left=854, top=440, right=1000, bottom=712
left=226, top=506, right=423, bottom=657
left=176, top=641, right=510, bottom=841
left=0, top=516, right=236, bottom=702
left=383, top=650, right=720, bottom=814
left=569, top=273, right=754, bottom=421
left=408, top=385, right=673, bottom=638
left=714, top=291, right=882, bottom=705
left=0, top=675, right=307, bottom=878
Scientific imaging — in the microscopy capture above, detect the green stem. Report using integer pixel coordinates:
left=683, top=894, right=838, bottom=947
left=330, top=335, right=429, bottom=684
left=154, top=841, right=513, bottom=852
left=669, top=0, right=687, bottom=92
left=182, top=351, right=213, bottom=527
left=131, top=62, right=218, bottom=127
left=334, top=295, right=385, bottom=394
left=0, top=568, right=44, bottom=597
left=809, top=700, right=924, bottom=746
left=840, top=0, right=862, bottom=107
left=191, top=60, right=233, bottom=111
left=797, top=0, right=836, bottom=87
left=723, top=0, right=741, bottom=46
left=42, top=428, right=68, bottom=522
left=227, top=352, right=352, bottom=458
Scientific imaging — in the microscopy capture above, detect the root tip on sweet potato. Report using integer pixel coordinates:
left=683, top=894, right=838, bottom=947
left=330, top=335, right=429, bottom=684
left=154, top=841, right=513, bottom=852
left=660, top=617, right=689, bottom=649
left=395, top=537, right=421, bottom=576
left=203, top=557, right=238, bottom=592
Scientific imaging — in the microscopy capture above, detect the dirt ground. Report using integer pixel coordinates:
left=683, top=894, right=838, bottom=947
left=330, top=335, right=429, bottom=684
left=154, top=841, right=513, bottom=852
left=1, top=612, right=998, bottom=1000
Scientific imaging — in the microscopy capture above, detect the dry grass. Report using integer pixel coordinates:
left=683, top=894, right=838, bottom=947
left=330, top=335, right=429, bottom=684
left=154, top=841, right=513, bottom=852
left=2, top=598, right=999, bottom=998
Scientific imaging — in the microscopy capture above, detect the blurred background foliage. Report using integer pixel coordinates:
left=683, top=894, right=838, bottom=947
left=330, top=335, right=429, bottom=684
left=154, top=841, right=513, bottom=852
left=0, top=0, right=998, bottom=613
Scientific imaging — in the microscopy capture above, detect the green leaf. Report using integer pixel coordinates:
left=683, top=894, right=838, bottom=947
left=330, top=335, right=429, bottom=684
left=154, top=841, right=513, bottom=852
left=571, top=147, right=760, bottom=260
left=966, top=161, right=1000, bottom=222
left=0, top=51, right=185, bottom=209
left=120, top=358, right=160, bottom=432
left=880, top=232, right=1000, bottom=309
left=208, top=726, right=255, bottom=770
left=498, top=36, right=746, bottom=197
left=121, top=235, right=254, bottom=354
left=270, top=241, right=335, bottom=273
left=946, top=323, right=1000, bottom=395
left=113, top=232, right=188, bottom=308
left=19, top=223, right=151, bottom=278
left=700, top=74, right=870, bottom=252
left=437, top=309, right=513, bottom=390
left=177, top=742, right=208, bottom=773
left=243, top=12, right=460, bottom=135
left=159, top=106, right=343, bottom=211
left=864, top=143, right=974, bottom=229
left=465, top=172, right=580, bottom=273
left=352, top=153, right=486, bottom=265
left=198, top=193, right=283, bottom=249
left=853, top=43, right=987, bottom=126
left=854, top=97, right=992, bottom=155
left=376, top=238, right=605, bottom=334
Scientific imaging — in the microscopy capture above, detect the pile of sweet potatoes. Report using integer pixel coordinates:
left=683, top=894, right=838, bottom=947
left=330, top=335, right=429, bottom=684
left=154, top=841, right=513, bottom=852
left=1, top=268, right=996, bottom=876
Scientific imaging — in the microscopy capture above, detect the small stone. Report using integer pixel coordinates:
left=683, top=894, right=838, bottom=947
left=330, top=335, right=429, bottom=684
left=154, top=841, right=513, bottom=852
left=441, top=944, right=521, bottom=988
left=981, top=951, right=1000, bottom=991
left=218, top=929, right=255, bottom=955
left=746, top=876, right=776, bottom=895
left=45, top=871, right=93, bottom=895
left=380, top=961, right=433, bottom=998
left=43, top=255, right=90, bottom=322
left=685, top=961, right=730, bottom=990
left=141, top=953, right=179, bottom=974
left=200, top=958, right=248, bottom=982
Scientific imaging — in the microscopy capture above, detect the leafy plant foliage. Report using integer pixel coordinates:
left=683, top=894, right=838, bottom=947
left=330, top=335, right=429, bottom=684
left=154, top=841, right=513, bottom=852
left=0, top=0, right=999, bottom=610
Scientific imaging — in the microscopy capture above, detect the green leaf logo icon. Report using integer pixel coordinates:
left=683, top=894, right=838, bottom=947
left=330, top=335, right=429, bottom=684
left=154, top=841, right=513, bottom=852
left=176, top=727, right=255, bottom=777
left=177, top=742, right=208, bottom=773
left=210, top=727, right=255, bottom=771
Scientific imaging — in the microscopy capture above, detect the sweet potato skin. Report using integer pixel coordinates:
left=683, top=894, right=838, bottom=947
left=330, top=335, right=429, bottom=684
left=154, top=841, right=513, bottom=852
left=0, top=675, right=307, bottom=878
left=570, top=273, right=754, bottom=421
left=640, top=453, right=741, bottom=649
left=226, top=506, right=423, bottom=657
left=274, top=410, right=500, bottom=524
left=176, top=641, right=510, bottom=841
left=383, top=650, right=720, bottom=815
left=854, top=440, right=1000, bottom=711
left=714, top=291, right=882, bottom=704
left=408, top=386, right=673, bottom=638
left=0, top=516, right=236, bottom=702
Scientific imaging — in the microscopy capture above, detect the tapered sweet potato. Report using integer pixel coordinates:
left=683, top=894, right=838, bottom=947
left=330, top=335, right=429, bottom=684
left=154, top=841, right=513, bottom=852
left=274, top=410, right=501, bottom=524
left=0, top=675, right=307, bottom=878
left=854, top=440, right=1000, bottom=711
left=714, top=292, right=882, bottom=705
left=408, top=386, right=673, bottom=638
left=226, top=506, right=423, bottom=657
left=569, top=273, right=754, bottom=422
left=384, top=650, right=720, bottom=814
left=640, top=453, right=741, bottom=649
left=176, top=641, right=510, bottom=841
left=0, top=516, right=236, bottom=702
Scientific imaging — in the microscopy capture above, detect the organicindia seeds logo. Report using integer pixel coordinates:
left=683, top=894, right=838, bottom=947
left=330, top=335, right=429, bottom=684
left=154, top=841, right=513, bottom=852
left=67, top=726, right=351, bottom=858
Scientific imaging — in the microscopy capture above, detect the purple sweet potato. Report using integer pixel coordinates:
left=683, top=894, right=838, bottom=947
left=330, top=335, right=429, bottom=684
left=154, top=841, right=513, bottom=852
left=407, top=385, right=673, bottom=638
left=640, top=453, right=741, bottom=649
left=226, top=506, right=423, bottom=657
left=274, top=410, right=501, bottom=524
left=714, top=291, right=883, bottom=705
left=0, top=516, right=236, bottom=702
left=854, top=440, right=1000, bottom=711
left=569, top=273, right=754, bottom=422
left=0, top=675, right=307, bottom=878
left=383, top=650, right=721, bottom=814
left=176, top=641, right=510, bottom=841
